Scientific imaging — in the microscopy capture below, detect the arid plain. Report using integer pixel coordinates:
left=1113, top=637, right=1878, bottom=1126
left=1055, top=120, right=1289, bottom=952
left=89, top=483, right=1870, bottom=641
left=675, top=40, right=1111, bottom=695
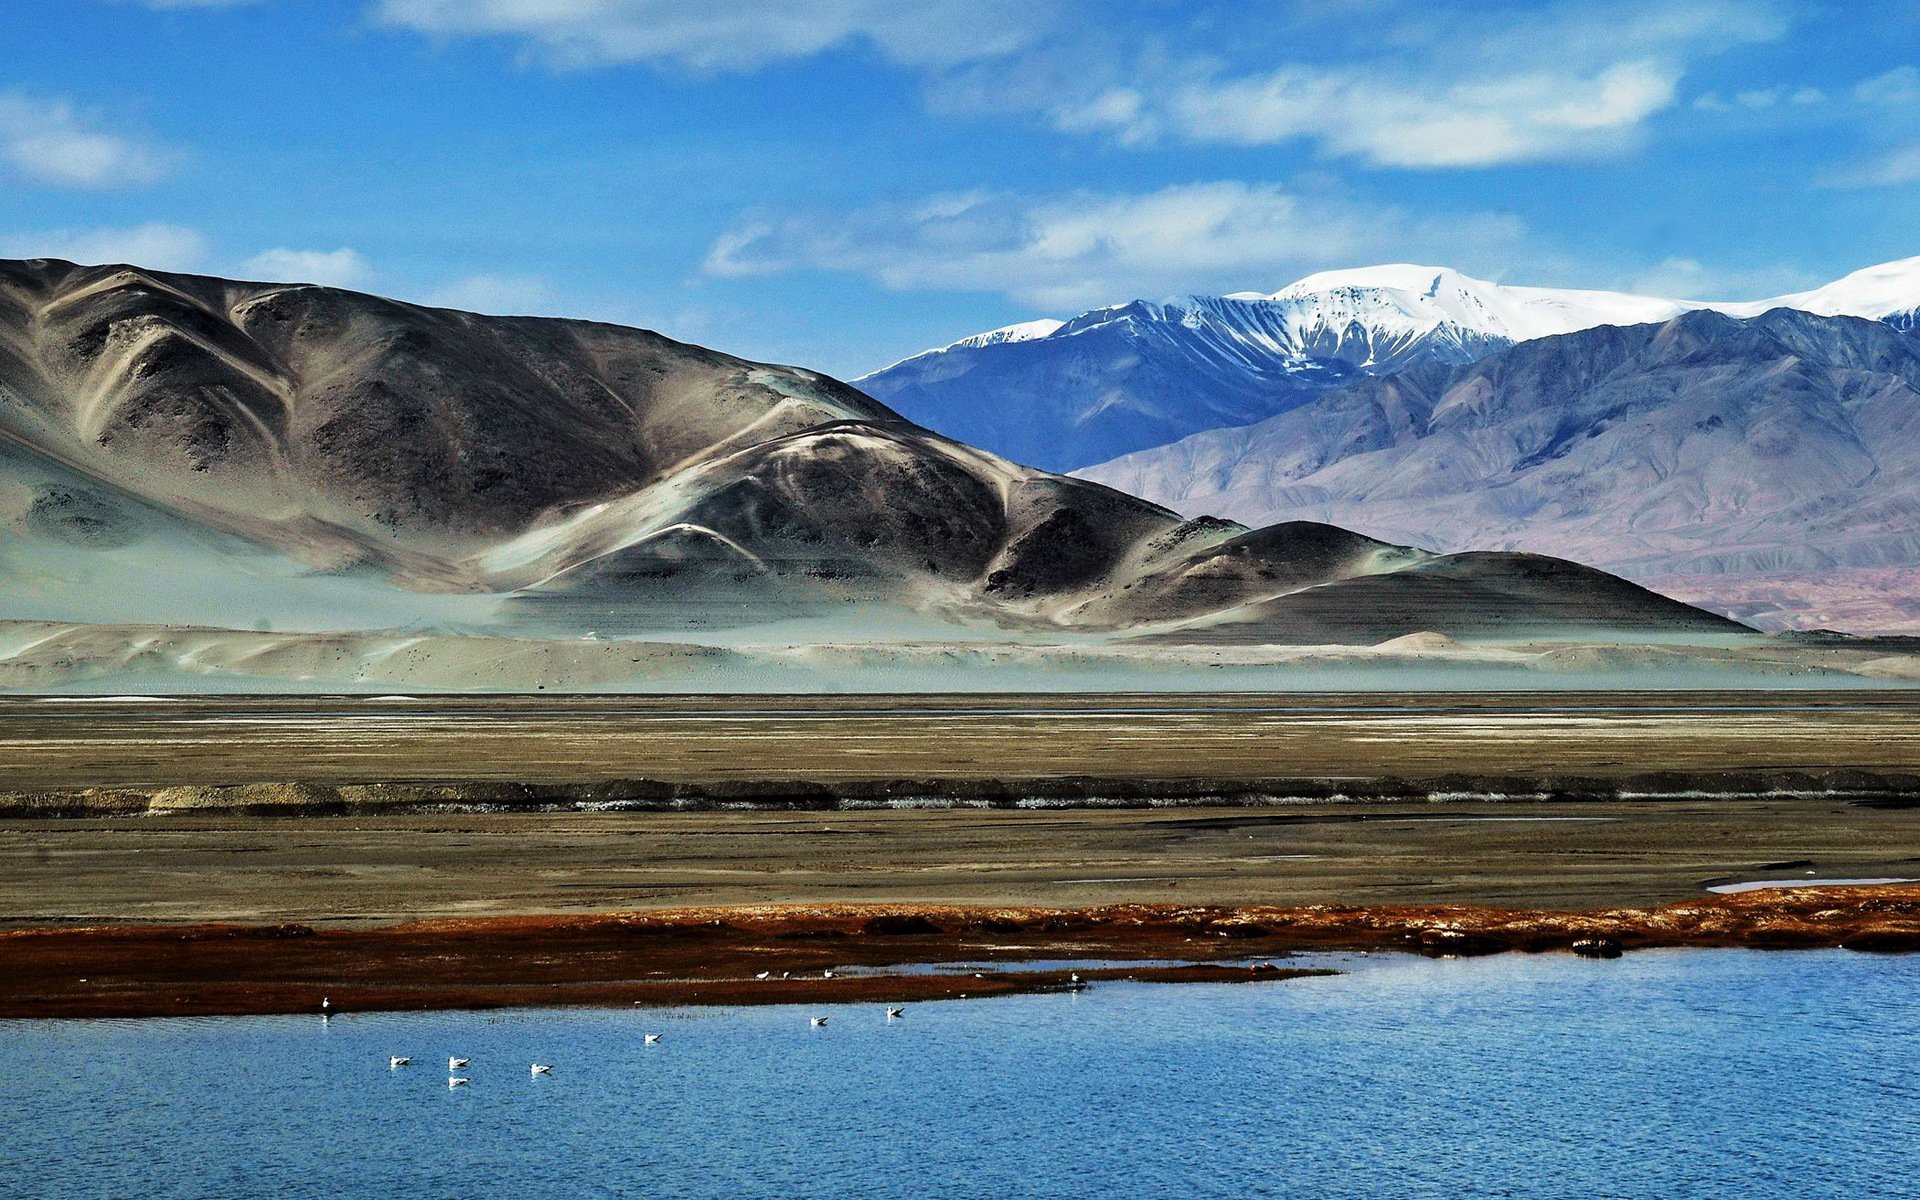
left=6, top=690, right=1919, bottom=1017
left=3, top=691, right=1919, bottom=922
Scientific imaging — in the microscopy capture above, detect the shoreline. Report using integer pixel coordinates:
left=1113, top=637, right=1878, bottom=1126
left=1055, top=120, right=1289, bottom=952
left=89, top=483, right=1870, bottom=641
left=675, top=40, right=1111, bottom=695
left=5, top=887, right=1916, bottom=1020
left=8, top=769, right=1920, bottom=817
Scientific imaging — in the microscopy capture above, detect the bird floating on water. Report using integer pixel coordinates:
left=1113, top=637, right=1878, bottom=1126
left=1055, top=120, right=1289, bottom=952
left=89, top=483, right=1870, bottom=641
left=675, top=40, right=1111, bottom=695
left=448, top=1077, right=469, bottom=1088
left=449, top=1057, right=470, bottom=1070
left=886, top=1007, right=904, bottom=1019
left=823, top=970, right=836, bottom=978
left=810, top=1016, right=829, bottom=1027
left=755, top=971, right=771, bottom=980
left=531, top=1064, right=552, bottom=1076
left=389, top=1056, right=410, bottom=1068
left=644, top=1033, right=662, bottom=1045
left=321, top=997, right=331, bottom=1011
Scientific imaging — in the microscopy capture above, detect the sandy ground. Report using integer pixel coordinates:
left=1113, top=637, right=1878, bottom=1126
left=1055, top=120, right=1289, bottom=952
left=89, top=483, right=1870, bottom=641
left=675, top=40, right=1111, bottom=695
left=3, top=692, right=1919, bottom=791
left=4, top=799, right=1918, bottom=924
left=2, top=692, right=1918, bottom=923
left=5, top=693, right=1918, bottom=1017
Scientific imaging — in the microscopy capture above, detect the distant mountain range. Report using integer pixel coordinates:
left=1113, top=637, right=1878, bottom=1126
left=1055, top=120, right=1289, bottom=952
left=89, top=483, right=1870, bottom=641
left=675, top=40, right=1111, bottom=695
left=858, top=258, right=1920, bottom=473
left=0, top=257, right=1737, bottom=665
left=1079, top=307, right=1920, bottom=632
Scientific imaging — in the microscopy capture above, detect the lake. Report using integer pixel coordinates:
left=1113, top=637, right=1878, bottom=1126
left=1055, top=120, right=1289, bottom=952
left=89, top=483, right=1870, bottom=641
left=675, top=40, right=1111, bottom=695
left=3, top=949, right=1916, bottom=1198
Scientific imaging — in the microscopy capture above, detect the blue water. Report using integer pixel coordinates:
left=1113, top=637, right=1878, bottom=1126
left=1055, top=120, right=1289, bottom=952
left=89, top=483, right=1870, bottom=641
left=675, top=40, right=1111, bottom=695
left=4, top=950, right=1917, bottom=1199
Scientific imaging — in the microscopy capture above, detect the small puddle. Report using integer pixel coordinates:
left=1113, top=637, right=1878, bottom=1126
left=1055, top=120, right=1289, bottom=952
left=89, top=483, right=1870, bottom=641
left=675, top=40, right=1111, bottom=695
left=1706, top=876, right=1917, bottom=895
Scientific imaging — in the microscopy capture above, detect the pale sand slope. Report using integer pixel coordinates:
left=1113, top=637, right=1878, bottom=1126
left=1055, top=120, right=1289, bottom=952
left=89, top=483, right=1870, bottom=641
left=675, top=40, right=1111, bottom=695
left=0, top=617, right=1912, bottom=693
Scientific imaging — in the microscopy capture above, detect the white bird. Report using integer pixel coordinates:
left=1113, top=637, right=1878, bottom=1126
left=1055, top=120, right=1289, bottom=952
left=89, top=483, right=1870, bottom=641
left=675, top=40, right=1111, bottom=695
left=780, top=971, right=791, bottom=980
left=448, top=1077, right=469, bottom=1088
left=823, top=970, right=836, bottom=979
left=810, top=1016, right=829, bottom=1027
left=886, top=1007, right=904, bottom=1019
left=449, top=1057, right=470, bottom=1070
left=389, top=1056, right=410, bottom=1068
left=1070, top=973, right=1081, bottom=983
left=530, top=1064, right=552, bottom=1076
left=755, top=971, right=771, bottom=980
left=321, top=997, right=331, bottom=1011
left=644, top=1033, right=662, bottom=1045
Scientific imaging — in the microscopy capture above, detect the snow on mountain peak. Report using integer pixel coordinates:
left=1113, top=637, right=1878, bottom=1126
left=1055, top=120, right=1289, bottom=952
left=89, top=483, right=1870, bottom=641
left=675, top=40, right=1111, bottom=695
left=1264, top=263, right=1468, bottom=298
left=1753, top=255, right=1920, bottom=320
left=1257, top=263, right=1694, bottom=343
left=949, top=317, right=1066, bottom=350
left=855, top=255, right=1920, bottom=472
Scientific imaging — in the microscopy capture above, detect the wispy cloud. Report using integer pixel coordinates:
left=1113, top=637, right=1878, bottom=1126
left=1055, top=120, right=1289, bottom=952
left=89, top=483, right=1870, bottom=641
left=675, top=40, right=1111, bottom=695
left=122, top=0, right=262, bottom=9
left=372, top=0, right=1048, bottom=72
left=0, top=223, right=209, bottom=270
left=1854, top=65, right=1920, bottom=106
left=1694, top=85, right=1824, bottom=110
left=1810, top=67, right=1920, bottom=188
left=0, top=91, right=172, bottom=189
left=705, top=182, right=1528, bottom=310
left=1018, top=0, right=1790, bottom=168
left=368, top=0, right=1794, bottom=170
left=238, top=247, right=374, bottom=288
left=1820, top=144, right=1920, bottom=189
left=420, top=273, right=553, bottom=313
left=1620, top=255, right=1818, bottom=300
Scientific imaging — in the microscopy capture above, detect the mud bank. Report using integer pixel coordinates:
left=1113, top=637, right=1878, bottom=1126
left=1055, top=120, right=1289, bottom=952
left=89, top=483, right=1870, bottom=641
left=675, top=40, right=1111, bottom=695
left=5, top=887, right=1916, bottom=1019
left=7, top=769, right=1920, bottom=817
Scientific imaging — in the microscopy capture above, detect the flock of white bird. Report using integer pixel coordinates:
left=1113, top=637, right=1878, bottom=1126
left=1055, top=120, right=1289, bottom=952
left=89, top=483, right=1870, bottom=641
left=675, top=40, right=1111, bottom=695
left=330, top=974, right=915, bottom=1086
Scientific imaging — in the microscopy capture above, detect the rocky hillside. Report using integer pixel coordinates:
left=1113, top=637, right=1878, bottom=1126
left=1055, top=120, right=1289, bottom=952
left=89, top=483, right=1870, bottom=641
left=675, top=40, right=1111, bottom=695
left=0, top=258, right=1742, bottom=648
left=1079, top=308, right=1920, bottom=631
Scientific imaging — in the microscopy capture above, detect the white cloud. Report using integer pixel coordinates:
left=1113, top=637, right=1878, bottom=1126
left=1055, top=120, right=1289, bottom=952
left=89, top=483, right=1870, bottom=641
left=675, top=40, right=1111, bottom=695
left=0, top=92, right=171, bottom=189
left=1012, top=0, right=1788, bottom=168
left=1621, top=255, right=1818, bottom=300
left=1158, top=59, right=1680, bottom=168
left=238, top=247, right=374, bottom=288
left=0, top=223, right=209, bottom=271
left=1704, top=85, right=1826, bottom=110
left=372, top=0, right=1047, bottom=72
left=1855, top=66, right=1920, bottom=106
left=370, top=0, right=1792, bottom=170
left=421, top=273, right=553, bottom=313
left=705, top=182, right=1528, bottom=310
left=1820, top=144, right=1920, bottom=189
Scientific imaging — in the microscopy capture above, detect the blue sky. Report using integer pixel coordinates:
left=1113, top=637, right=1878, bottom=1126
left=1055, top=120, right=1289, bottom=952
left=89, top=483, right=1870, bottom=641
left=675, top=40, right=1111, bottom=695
left=2, top=0, right=1916, bottom=376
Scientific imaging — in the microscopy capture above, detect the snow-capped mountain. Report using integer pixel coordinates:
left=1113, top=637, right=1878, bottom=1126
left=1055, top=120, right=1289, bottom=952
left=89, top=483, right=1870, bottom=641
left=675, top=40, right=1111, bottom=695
left=0, top=256, right=1735, bottom=662
left=1743, top=256, right=1920, bottom=330
left=1247, top=264, right=1694, bottom=344
left=859, top=257, right=1920, bottom=472
left=1077, top=307, right=1920, bottom=633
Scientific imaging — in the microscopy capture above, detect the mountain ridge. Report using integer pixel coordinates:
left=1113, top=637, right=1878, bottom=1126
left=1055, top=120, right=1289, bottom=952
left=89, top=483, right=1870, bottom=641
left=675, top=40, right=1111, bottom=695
left=857, top=257, right=1920, bottom=473
left=1076, top=307, right=1920, bottom=632
left=0, top=256, right=1741, bottom=657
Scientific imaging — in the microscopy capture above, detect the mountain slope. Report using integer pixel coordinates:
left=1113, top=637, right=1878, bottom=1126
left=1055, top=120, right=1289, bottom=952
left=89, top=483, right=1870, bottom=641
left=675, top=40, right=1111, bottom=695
left=858, top=257, right=1920, bottom=473
left=0, top=257, right=1742, bottom=654
left=1078, top=308, right=1920, bottom=632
